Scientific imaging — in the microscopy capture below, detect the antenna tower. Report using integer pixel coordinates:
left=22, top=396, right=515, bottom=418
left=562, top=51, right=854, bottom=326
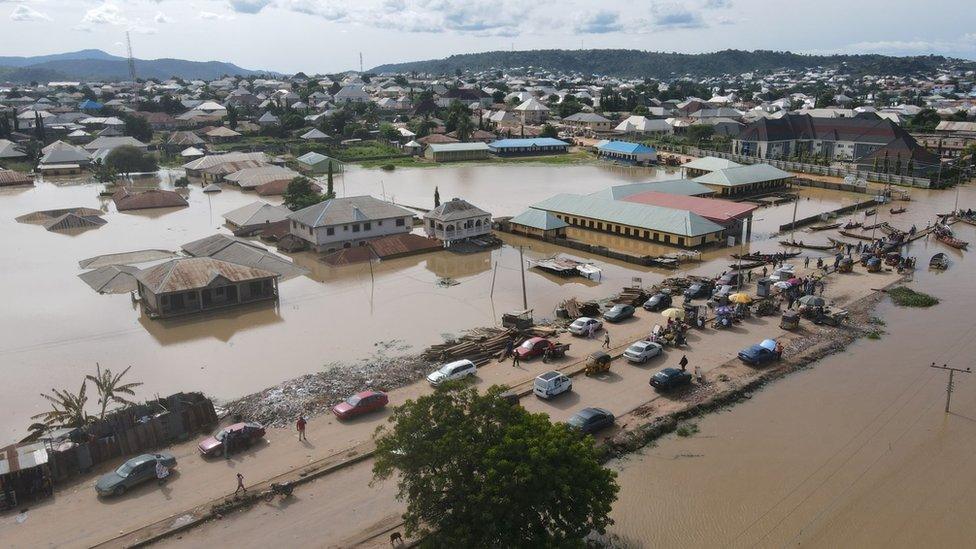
left=126, top=31, right=137, bottom=81
left=359, top=52, right=363, bottom=73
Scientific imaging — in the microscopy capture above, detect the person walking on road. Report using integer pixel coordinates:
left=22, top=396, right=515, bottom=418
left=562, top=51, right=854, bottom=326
left=602, top=332, right=611, bottom=349
left=156, top=461, right=169, bottom=486
left=235, top=472, right=246, bottom=496
left=512, top=351, right=520, bottom=368
left=695, top=365, right=704, bottom=384
left=679, top=354, right=689, bottom=371
left=296, top=416, right=307, bottom=441
left=503, top=338, right=514, bottom=360
left=804, top=256, right=810, bottom=268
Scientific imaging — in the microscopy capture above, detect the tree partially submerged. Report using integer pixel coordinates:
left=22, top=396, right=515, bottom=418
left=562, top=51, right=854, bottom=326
left=373, top=385, right=619, bottom=546
left=283, top=176, right=328, bottom=211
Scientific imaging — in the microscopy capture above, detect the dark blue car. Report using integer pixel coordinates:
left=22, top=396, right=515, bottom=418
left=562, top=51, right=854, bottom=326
left=737, top=344, right=781, bottom=366
left=649, top=367, right=692, bottom=390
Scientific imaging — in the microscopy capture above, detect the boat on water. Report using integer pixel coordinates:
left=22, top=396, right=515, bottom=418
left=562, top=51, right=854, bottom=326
left=779, top=240, right=838, bottom=251
left=809, top=222, right=841, bottom=232
left=864, top=209, right=877, bottom=216
left=843, top=220, right=862, bottom=230
left=929, top=252, right=949, bottom=270
left=936, top=233, right=968, bottom=250
left=730, top=260, right=766, bottom=271
left=890, top=207, right=907, bottom=214
left=731, top=251, right=801, bottom=262
left=839, top=230, right=876, bottom=241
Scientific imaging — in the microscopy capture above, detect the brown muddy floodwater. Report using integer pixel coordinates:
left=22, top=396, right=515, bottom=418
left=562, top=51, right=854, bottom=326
left=0, top=162, right=905, bottom=440
left=607, top=183, right=976, bottom=548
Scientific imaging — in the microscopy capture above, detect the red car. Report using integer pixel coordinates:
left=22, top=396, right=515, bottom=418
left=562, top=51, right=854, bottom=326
left=515, top=337, right=554, bottom=360
left=198, top=421, right=266, bottom=457
left=332, top=390, right=389, bottom=420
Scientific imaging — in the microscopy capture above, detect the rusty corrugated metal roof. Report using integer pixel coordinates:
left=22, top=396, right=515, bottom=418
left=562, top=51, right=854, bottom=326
left=135, top=257, right=278, bottom=294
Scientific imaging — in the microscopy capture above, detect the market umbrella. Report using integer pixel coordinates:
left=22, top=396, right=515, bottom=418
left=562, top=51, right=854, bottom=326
left=729, top=292, right=752, bottom=304
left=760, top=339, right=777, bottom=351
left=798, top=295, right=826, bottom=307
left=661, top=307, right=685, bottom=320
left=787, top=277, right=801, bottom=285
left=773, top=281, right=792, bottom=290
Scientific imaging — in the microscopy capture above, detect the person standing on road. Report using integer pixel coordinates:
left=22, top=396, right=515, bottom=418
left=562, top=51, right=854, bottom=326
left=156, top=461, right=169, bottom=486
left=235, top=472, right=246, bottom=496
left=602, top=332, right=611, bottom=349
left=503, top=338, right=514, bottom=360
left=695, top=365, right=704, bottom=384
left=679, top=354, right=689, bottom=371
left=804, top=256, right=810, bottom=268
left=762, top=266, right=768, bottom=278
left=297, top=416, right=307, bottom=442
left=512, top=350, right=520, bottom=367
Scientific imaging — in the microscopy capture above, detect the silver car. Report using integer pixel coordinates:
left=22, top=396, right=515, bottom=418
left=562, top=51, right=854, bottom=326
left=623, top=341, right=663, bottom=364
left=569, top=317, right=602, bottom=336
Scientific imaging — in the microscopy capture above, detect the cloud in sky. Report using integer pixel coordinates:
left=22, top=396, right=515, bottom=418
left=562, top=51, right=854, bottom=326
left=575, top=10, right=623, bottom=34
left=199, top=11, right=236, bottom=21
left=81, top=3, right=127, bottom=26
left=228, top=0, right=273, bottom=14
left=10, top=4, right=51, bottom=22
left=154, top=11, right=174, bottom=24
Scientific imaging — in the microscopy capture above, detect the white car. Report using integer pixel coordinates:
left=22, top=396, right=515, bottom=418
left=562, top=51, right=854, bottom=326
left=533, top=371, right=573, bottom=399
left=569, top=317, right=603, bottom=336
left=426, top=359, right=477, bottom=386
left=623, top=341, right=663, bottom=363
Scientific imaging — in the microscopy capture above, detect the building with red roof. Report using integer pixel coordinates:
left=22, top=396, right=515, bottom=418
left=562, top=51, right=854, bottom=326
left=622, top=190, right=758, bottom=238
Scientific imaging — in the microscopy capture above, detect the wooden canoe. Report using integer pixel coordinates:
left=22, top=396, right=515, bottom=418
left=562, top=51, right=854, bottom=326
left=779, top=240, right=838, bottom=251
left=839, top=230, right=876, bottom=241
left=936, top=233, right=969, bottom=249
left=809, top=222, right=841, bottom=231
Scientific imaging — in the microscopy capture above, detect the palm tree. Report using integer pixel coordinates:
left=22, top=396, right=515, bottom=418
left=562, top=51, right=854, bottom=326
left=86, top=363, right=143, bottom=421
left=30, top=382, right=90, bottom=433
left=455, top=113, right=475, bottom=142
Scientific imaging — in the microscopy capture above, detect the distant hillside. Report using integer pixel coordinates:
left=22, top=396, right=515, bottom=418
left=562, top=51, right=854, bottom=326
left=372, top=49, right=974, bottom=78
left=0, top=49, right=262, bottom=82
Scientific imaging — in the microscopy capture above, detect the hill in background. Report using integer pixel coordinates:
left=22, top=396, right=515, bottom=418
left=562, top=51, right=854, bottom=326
left=371, top=48, right=974, bottom=78
left=0, top=49, right=262, bottom=82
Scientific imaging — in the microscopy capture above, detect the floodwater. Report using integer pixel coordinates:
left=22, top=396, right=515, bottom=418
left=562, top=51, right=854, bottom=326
left=607, top=183, right=976, bottom=547
left=0, top=161, right=929, bottom=439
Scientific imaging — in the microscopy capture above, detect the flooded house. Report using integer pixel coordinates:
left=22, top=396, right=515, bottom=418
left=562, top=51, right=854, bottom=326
left=424, top=198, right=492, bottom=243
left=113, top=188, right=189, bottom=211
left=286, top=195, right=415, bottom=253
left=135, top=257, right=279, bottom=319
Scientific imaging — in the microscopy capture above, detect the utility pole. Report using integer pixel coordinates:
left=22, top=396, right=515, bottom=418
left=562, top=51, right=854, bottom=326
left=518, top=245, right=528, bottom=310
left=126, top=31, right=136, bottom=81
left=930, top=363, right=971, bottom=413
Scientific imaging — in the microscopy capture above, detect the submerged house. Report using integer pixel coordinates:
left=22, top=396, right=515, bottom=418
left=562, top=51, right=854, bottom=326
left=135, top=257, right=279, bottom=319
left=424, top=198, right=492, bottom=243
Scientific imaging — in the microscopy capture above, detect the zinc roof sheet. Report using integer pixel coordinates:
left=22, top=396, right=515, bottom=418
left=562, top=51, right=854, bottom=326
left=530, top=194, right=724, bottom=237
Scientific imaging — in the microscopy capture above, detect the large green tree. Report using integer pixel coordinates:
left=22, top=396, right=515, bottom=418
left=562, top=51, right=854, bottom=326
left=105, top=145, right=158, bottom=176
left=373, top=385, right=619, bottom=547
left=283, top=176, right=327, bottom=211
left=123, top=114, right=153, bottom=142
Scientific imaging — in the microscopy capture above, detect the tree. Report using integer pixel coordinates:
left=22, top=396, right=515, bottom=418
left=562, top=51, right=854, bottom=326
left=123, top=115, right=153, bottom=142
left=283, top=176, right=326, bottom=211
left=379, top=122, right=399, bottom=141
left=373, top=385, right=619, bottom=546
left=226, top=104, right=239, bottom=130
left=326, top=162, right=335, bottom=198
left=433, top=186, right=440, bottom=208
left=909, top=109, right=941, bottom=132
left=540, top=123, right=559, bottom=138
left=34, top=112, right=45, bottom=142
left=454, top=112, right=475, bottom=141
left=86, top=364, right=143, bottom=421
left=686, top=124, right=714, bottom=145
left=105, top=146, right=158, bottom=176
left=30, top=382, right=90, bottom=434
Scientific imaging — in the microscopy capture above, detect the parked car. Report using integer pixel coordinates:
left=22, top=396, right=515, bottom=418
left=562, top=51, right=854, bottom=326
left=332, top=390, right=389, bottom=419
left=716, top=272, right=739, bottom=287
left=427, top=359, right=477, bottom=386
left=604, top=304, right=635, bottom=323
left=95, top=453, right=177, bottom=497
left=649, top=367, right=693, bottom=391
left=624, top=340, right=663, bottom=364
left=711, top=284, right=734, bottom=300
left=569, top=317, right=602, bottom=336
left=567, top=407, right=615, bottom=434
left=683, top=282, right=711, bottom=300
left=533, top=370, right=573, bottom=399
left=643, top=292, right=672, bottom=311
left=515, top=337, right=555, bottom=360
left=198, top=422, right=266, bottom=457
left=738, top=339, right=782, bottom=366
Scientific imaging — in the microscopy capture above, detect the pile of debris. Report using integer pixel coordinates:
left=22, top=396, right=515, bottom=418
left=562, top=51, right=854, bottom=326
left=659, top=275, right=710, bottom=294
left=560, top=298, right=601, bottom=318
left=423, top=327, right=516, bottom=365
left=615, top=286, right=650, bottom=306
left=227, top=344, right=430, bottom=427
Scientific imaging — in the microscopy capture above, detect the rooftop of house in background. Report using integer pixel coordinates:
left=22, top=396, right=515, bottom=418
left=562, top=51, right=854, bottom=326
left=587, top=180, right=715, bottom=200
left=288, top=195, right=415, bottom=228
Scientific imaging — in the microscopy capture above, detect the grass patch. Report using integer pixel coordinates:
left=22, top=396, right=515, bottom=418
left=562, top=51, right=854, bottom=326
left=868, top=316, right=886, bottom=326
left=675, top=423, right=700, bottom=437
left=866, top=330, right=884, bottom=340
left=888, top=286, right=939, bottom=307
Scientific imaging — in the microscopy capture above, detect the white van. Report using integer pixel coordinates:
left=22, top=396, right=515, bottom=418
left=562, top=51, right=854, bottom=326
left=426, top=359, right=477, bottom=386
left=533, top=371, right=572, bottom=399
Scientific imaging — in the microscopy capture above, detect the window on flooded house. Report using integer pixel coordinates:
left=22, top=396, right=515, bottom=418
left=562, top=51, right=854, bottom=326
left=364, top=222, right=371, bottom=231
left=396, top=218, right=405, bottom=227
left=352, top=223, right=360, bottom=232
left=326, top=227, right=334, bottom=236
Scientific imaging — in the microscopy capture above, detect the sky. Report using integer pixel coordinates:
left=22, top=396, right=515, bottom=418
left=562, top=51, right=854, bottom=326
left=1, top=0, right=975, bottom=74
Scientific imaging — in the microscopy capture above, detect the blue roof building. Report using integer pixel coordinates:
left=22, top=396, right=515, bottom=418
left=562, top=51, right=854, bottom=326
left=78, top=99, right=104, bottom=111
left=488, top=138, right=570, bottom=156
left=596, top=140, right=657, bottom=164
